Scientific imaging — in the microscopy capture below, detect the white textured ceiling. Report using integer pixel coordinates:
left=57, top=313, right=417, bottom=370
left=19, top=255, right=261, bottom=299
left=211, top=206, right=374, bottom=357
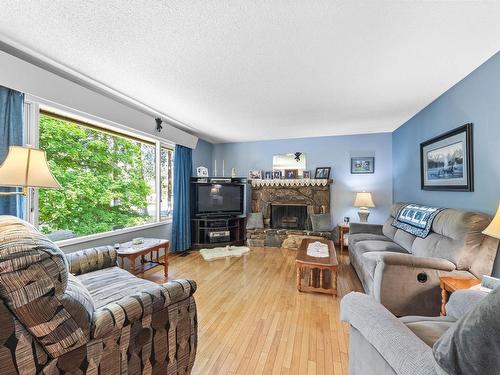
left=1, top=1, right=500, bottom=143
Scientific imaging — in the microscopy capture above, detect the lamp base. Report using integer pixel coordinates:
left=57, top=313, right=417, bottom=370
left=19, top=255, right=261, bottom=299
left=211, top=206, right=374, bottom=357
left=358, top=208, right=370, bottom=223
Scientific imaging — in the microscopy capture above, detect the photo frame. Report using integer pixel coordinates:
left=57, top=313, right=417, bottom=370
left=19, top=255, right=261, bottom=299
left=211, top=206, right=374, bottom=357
left=303, top=170, right=311, bottom=179
left=284, top=169, right=298, bottom=179
left=351, top=157, right=375, bottom=174
left=264, top=171, right=273, bottom=179
left=248, top=170, right=263, bottom=180
left=314, top=167, right=331, bottom=179
left=273, top=170, right=282, bottom=179
left=420, top=123, right=473, bottom=191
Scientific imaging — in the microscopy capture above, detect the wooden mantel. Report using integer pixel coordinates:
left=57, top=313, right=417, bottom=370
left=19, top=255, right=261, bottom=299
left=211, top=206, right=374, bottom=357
left=250, top=179, right=333, bottom=188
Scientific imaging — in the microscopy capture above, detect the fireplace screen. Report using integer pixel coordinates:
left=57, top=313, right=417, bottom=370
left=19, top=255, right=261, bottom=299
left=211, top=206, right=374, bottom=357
left=271, top=204, right=308, bottom=230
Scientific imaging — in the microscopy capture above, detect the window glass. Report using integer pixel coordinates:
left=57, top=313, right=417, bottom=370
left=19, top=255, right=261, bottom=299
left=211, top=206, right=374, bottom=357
left=160, top=146, right=174, bottom=220
left=38, top=112, right=156, bottom=241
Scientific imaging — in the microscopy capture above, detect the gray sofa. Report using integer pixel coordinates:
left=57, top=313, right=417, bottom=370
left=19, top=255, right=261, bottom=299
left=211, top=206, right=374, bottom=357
left=348, top=203, right=499, bottom=316
left=340, top=289, right=491, bottom=375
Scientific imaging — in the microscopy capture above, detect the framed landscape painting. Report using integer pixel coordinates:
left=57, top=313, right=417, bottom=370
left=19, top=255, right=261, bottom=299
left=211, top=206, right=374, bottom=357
left=351, top=157, right=375, bottom=174
left=420, top=123, right=473, bottom=191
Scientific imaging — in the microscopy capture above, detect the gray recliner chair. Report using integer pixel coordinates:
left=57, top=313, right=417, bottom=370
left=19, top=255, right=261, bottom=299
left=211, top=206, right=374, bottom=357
left=341, top=288, right=497, bottom=375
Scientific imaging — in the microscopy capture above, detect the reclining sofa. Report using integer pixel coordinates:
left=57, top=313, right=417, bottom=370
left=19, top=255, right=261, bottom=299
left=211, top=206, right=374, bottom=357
left=348, top=203, right=499, bottom=316
left=0, top=216, right=197, bottom=374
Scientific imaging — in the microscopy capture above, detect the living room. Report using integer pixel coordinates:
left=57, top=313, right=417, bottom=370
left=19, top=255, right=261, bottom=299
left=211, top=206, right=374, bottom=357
left=1, top=2, right=500, bottom=375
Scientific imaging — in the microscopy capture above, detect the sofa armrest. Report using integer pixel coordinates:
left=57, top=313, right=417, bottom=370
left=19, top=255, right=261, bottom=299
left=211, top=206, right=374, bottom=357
left=340, top=292, right=435, bottom=375
left=376, top=252, right=456, bottom=271
left=92, top=279, right=196, bottom=338
left=445, top=289, right=487, bottom=320
left=349, top=223, right=383, bottom=235
left=66, top=246, right=118, bottom=275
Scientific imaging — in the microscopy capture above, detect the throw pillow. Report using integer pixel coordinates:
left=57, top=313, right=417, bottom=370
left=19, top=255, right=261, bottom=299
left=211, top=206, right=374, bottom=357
left=432, top=286, right=500, bottom=374
left=310, top=213, right=333, bottom=232
left=246, top=212, right=264, bottom=229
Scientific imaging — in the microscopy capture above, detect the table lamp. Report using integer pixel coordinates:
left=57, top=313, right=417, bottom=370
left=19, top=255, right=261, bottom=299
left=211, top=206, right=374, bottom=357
left=0, top=145, right=61, bottom=196
left=483, top=203, right=500, bottom=239
left=354, top=192, right=375, bottom=222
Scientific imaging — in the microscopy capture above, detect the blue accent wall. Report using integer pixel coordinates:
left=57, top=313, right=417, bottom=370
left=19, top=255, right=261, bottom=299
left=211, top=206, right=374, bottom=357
left=393, top=51, right=500, bottom=216
left=192, top=139, right=214, bottom=176
left=211, top=133, right=393, bottom=226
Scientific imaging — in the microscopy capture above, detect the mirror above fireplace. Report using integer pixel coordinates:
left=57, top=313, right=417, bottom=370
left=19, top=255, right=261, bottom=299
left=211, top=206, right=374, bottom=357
left=272, top=153, right=306, bottom=176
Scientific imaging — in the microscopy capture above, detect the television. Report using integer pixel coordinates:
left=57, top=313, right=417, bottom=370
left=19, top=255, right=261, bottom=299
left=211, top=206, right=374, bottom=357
left=194, top=183, right=245, bottom=216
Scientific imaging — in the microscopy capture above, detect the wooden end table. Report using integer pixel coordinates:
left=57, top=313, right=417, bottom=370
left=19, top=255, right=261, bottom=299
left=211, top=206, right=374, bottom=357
left=338, top=223, right=350, bottom=253
left=439, top=276, right=480, bottom=316
left=296, top=238, right=338, bottom=295
left=117, top=238, right=169, bottom=278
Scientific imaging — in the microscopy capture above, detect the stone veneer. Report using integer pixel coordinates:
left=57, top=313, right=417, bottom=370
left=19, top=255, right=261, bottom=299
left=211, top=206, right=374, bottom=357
left=248, top=179, right=333, bottom=247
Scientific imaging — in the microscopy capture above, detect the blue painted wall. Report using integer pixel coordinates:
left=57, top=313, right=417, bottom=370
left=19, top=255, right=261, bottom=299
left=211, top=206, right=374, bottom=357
left=393, top=51, right=500, bottom=216
left=192, top=139, right=214, bottom=176
left=211, top=133, right=393, bottom=226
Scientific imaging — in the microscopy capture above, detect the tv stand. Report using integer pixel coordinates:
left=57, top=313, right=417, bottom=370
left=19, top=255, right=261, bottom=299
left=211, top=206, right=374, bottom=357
left=191, top=216, right=246, bottom=249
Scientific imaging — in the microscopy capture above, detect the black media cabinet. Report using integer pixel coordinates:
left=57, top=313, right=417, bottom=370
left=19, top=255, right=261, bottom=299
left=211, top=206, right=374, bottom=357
left=191, top=215, right=246, bottom=249
left=190, top=177, right=247, bottom=249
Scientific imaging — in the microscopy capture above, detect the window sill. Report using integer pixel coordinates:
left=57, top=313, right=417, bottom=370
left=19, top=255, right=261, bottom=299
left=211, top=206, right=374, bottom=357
left=56, top=219, right=173, bottom=248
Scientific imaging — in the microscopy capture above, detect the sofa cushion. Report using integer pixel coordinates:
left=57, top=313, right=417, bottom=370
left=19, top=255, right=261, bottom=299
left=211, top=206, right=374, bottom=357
left=433, top=285, right=500, bottom=375
left=348, top=233, right=392, bottom=251
left=411, top=209, right=491, bottom=270
left=354, top=239, right=408, bottom=254
left=404, top=320, right=454, bottom=347
left=77, top=266, right=161, bottom=309
left=392, top=229, right=417, bottom=252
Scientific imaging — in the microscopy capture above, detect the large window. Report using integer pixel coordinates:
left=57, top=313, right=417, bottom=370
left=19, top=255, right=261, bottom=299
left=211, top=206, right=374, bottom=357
left=37, top=111, right=173, bottom=241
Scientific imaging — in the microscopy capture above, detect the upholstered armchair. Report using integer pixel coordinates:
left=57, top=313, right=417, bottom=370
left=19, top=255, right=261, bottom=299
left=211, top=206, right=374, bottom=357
left=0, top=216, right=197, bottom=374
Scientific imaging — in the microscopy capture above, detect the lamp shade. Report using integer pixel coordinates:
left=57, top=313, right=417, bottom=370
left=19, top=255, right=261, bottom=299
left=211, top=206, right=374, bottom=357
left=0, top=146, right=61, bottom=189
left=483, top=203, right=500, bottom=239
left=354, top=192, right=375, bottom=208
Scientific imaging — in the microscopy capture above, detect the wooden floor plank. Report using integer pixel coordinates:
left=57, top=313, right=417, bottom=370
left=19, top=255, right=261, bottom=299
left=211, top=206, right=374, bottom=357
left=145, top=246, right=363, bottom=375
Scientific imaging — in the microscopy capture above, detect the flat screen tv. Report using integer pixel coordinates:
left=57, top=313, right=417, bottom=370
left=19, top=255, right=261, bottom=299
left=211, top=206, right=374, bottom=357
left=194, top=183, right=245, bottom=216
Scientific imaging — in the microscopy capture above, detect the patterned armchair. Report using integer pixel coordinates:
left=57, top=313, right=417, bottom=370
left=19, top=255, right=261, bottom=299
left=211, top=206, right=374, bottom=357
left=0, top=216, right=197, bottom=374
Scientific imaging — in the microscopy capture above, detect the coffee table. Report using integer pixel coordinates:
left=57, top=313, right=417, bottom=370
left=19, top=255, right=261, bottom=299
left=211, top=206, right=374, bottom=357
left=296, top=238, right=338, bottom=295
left=117, top=238, right=169, bottom=278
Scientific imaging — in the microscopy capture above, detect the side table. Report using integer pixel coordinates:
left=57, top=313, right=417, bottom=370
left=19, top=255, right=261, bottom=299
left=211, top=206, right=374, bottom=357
left=338, top=223, right=350, bottom=253
left=439, top=276, right=480, bottom=316
left=116, top=238, right=169, bottom=278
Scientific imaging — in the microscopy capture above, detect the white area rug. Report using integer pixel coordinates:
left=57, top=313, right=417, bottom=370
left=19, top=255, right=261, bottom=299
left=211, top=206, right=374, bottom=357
left=200, top=246, right=250, bottom=261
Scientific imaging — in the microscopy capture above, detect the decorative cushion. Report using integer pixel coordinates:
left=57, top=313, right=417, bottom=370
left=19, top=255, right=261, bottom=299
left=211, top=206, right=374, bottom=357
left=432, top=286, right=500, bottom=374
left=392, top=204, right=444, bottom=238
left=310, top=213, right=333, bottom=232
left=246, top=212, right=264, bottom=229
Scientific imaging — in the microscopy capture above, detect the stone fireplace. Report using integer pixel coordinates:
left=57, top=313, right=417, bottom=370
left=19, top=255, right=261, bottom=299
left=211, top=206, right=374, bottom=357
left=247, top=179, right=333, bottom=247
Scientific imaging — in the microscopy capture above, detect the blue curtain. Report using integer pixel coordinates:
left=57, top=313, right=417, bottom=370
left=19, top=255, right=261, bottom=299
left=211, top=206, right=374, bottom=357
left=0, top=86, right=24, bottom=217
left=171, top=144, right=192, bottom=252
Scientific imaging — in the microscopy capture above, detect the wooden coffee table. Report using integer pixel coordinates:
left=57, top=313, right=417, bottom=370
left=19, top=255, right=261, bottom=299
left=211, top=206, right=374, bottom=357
left=117, top=238, right=169, bottom=278
left=296, top=238, right=338, bottom=295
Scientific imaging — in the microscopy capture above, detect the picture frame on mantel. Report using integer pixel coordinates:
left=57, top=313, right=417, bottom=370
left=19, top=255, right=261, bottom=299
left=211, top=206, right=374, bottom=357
left=420, top=123, right=474, bottom=192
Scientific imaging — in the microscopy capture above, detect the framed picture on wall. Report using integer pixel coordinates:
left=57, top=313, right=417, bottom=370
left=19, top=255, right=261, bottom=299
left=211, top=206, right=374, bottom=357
left=420, top=123, right=474, bottom=191
left=351, top=157, right=375, bottom=174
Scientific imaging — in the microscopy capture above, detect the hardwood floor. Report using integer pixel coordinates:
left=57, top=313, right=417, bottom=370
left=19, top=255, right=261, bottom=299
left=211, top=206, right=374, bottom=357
left=145, top=247, right=363, bottom=375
